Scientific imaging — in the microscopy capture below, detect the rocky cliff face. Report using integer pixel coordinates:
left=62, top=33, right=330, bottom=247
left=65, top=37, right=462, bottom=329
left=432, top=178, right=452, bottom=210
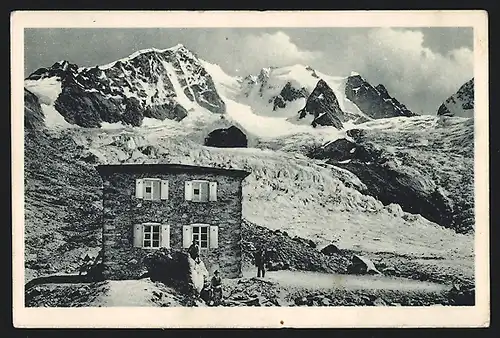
left=437, top=78, right=474, bottom=118
left=345, top=75, right=415, bottom=119
left=24, top=45, right=225, bottom=128
left=298, top=79, right=346, bottom=129
left=24, top=89, right=45, bottom=130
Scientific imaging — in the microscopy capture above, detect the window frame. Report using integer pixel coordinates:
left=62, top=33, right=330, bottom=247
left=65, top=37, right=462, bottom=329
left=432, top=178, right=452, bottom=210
left=142, top=222, right=161, bottom=249
left=191, top=223, right=210, bottom=250
left=143, top=178, right=162, bottom=201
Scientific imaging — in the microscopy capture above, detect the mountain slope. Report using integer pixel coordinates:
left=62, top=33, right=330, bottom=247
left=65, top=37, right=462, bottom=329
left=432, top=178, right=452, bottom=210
left=309, top=115, right=474, bottom=233
left=23, top=121, right=474, bottom=284
left=24, top=45, right=225, bottom=128
left=437, top=78, right=474, bottom=118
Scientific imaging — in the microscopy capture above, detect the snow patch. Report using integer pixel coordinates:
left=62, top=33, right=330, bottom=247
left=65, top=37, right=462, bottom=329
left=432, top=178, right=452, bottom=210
left=101, top=121, right=126, bottom=129
left=161, top=61, right=195, bottom=110
left=40, top=104, right=74, bottom=129
left=98, top=44, right=185, bottom=70
left=24, top=77, right=62, bottom=105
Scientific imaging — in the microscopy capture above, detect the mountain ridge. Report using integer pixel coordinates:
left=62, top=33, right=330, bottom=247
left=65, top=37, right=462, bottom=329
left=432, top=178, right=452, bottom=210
left=25, top=44, right=425, bottom=133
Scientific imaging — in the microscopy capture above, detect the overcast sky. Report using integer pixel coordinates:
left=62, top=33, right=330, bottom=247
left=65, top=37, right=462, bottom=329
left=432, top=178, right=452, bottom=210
left=24, top=27, right=473, bottom=114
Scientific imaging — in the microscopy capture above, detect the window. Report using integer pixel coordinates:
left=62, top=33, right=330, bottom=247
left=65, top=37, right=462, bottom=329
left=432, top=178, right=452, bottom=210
left=192, top=225, right=209, bottom=249
left=133, top=223, right=170, bottom=249
left=192, top=181, right=209, bottom=202
left=136, top=178, right=169, bottom=200
left=143, top=224, right=160, bottom=248
left=182, top=224, right=219, bottom=249
left=185, top=180, right=218, bottom=202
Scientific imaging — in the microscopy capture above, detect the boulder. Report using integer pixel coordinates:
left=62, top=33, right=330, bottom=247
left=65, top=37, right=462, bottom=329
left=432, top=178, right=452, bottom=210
left=204, top=126, right=248, bottom=148
left=143, top=248, right=208, bottom=295
left=347, top=254, right=381, bottom=275
left=320, top=244, right=340, bottom=256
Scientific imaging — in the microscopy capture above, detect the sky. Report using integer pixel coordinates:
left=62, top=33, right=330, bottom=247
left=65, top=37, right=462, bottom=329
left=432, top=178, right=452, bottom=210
left=24, top=27, right=473, bottom=115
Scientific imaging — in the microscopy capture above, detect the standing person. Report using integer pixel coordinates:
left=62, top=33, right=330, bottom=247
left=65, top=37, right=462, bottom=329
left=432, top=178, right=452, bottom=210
left=210, top=270, right=223, bottom=306
left=188, top=239, right=200, bottom=263
left=254, top=246, right=268, bottom=278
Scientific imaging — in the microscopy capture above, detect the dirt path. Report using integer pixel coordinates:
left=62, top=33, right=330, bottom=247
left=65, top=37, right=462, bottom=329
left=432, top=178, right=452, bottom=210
left=242, top=269, right=449, bottom=293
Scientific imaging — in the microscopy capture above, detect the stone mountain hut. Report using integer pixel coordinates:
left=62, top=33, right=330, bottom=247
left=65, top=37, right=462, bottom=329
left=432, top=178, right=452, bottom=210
left=96, top=163, right=251, bottom=280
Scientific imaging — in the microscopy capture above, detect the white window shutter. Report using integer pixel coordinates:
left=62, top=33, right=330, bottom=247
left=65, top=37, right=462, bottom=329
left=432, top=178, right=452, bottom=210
left=135, top=179, right=143, bottom=199
left=161, top=180, right=169, bottom=200
left=182, top=225, right=192, bottom=248
left=152, top=180, right=161, bottom=200
left=161, top=224, right=170, bottom=248
left=133, top=224, right=143, bottom=247
left=209, top=225, right=219, bottom=249
left=185, top=181, right=193, bottom=201
left=209, top=181, right=218, bottom=201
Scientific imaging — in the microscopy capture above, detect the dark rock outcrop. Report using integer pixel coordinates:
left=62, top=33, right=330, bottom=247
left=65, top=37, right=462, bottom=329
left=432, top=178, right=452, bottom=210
left=272, top=82, right=308, bottom=110
left=204, top=126, right=248, bottom=148
left=345, top=75, right=415, bottom=119
left=298, top=79, right=345, bottom=129
left=320, top=244, right=340, bottom=256
left=143, top=102, right=188, bottom=122
left=437, top=78, right=474, bottom=118
left=24, top=89, right=45, bottom=130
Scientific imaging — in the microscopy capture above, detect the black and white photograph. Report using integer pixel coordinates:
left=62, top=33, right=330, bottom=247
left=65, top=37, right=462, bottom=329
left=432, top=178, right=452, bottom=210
left=12, top=10, right=489, bottom=328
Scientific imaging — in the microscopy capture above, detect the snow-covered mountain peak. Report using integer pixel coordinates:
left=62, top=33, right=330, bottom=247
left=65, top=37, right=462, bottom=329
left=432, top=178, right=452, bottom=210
left=437, top=78, right=474, bottom=118
left=25, top=44, right=226, bottom=128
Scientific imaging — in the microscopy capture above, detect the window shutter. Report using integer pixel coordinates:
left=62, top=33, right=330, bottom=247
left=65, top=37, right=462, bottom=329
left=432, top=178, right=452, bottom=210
left=200, top=181, right=210, bottom=202
left=209, top=225, right=219, bottom=249
left=133, top=224, right=143, bottom=247
left=152, top=180, right=161, bottom=200
left=135, top=179, right=143, bottom=199
left=160, top=224, right=170, bottom=248
left=185, top=181, right=193, bottom=201
left=182, top=225, right=192, bottom=248
left=209, top=181, right=218, bottom=201
left=161, top=180, right=169, bottom=200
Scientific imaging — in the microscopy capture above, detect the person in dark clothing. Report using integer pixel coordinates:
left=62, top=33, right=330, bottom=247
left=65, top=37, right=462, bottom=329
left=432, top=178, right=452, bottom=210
left=254, top=247, right=269, bottom=278
left=188, top=239, right=200, bottom=263
left=210, top=270, right=223, bottom=306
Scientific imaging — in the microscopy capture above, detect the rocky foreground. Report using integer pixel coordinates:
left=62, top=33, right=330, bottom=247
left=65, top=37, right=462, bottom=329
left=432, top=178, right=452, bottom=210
left=25, top=274, right=473, bottom=308
left=25, top=220, right=474, bottom=307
